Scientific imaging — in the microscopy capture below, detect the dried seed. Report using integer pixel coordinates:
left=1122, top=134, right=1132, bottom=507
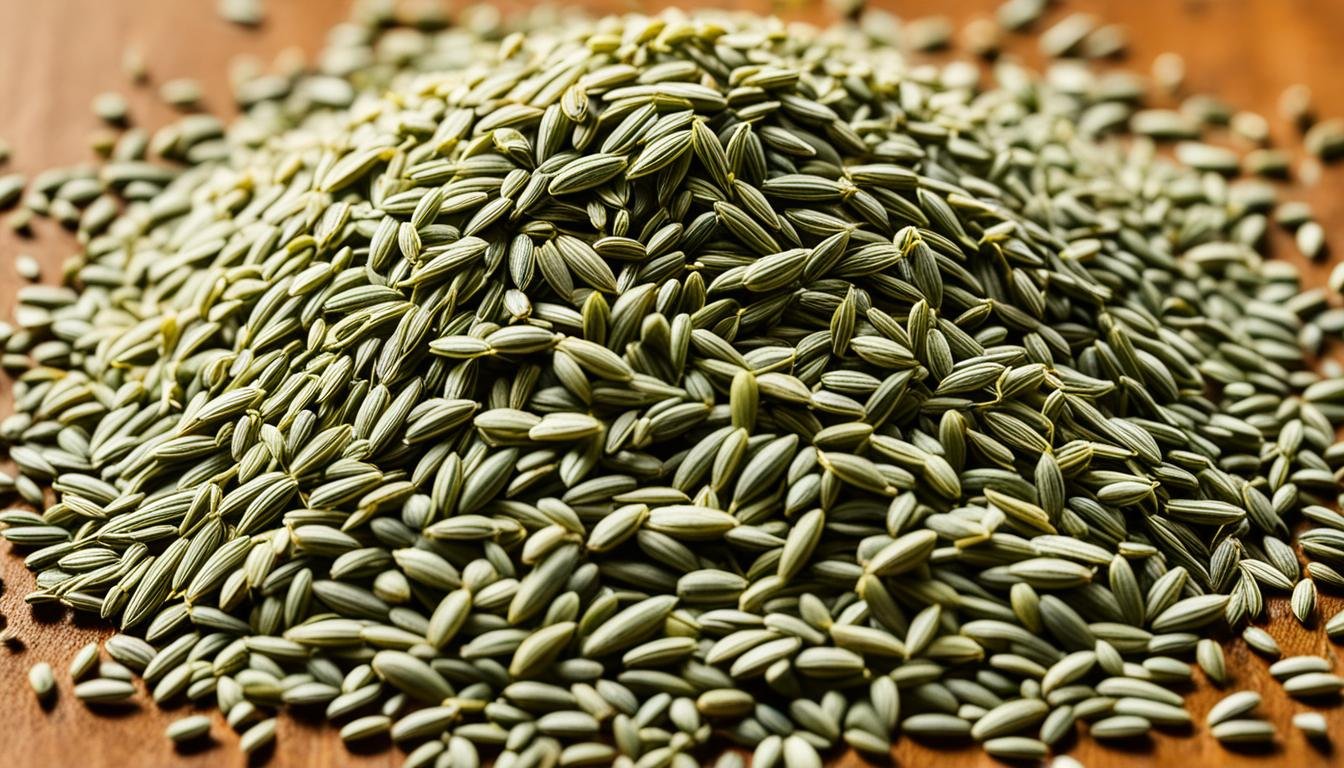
left=29, top=662, right=56, bottom=702
left=1293, top=711, right=1328, bottom=740
left=1211, top=719, right=1276, bottom=745
left=166, top=714, right=213, bottom=744
left=1207, top=691, right=1261, bottom=726
left=74, top=678, right=137, bottom=704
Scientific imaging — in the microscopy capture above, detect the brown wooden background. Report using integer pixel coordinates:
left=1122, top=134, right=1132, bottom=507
left=2, top=1, right=1344, bottom=766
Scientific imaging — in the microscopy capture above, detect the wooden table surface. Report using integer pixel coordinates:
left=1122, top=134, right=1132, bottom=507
left=2, top=1, right=1344, bottom=766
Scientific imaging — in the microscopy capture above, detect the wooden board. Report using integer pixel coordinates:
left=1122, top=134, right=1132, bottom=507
left=1, top=1, right=1343, bottom=766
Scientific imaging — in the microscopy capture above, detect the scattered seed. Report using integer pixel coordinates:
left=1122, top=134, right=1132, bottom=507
left=1197, top=639, right=1227, bottom=686
left=1293, top=712, right=1328, bottom=741
left=218, top=0, right=264, bottom=27
left=1280, top=84, right=1315, bottom=129
left=0, top=173, right=24, bottom=209
left=1090, top=715, right=1151, bottom=740
left=166, top=714, right=213, bottom=744
left=122, top=46, right=147, bottom=83
left=1207, top=691, right=1261, bottom=726
left=1211, top=719, right=1276, bottom=746
left=69, top=642, right=100, bottom=681
left=73, top=679, right=136, bottom=705
left=1152, top=52, right=1186, bottom=93
left=240, top=718, right=277, bottom=755
left=29, top=662, right=55, bottom=702
left=91, top=92, right=130, bottom=125
left=159, top=79, right=202, bottom=110
left=1241, top=627, right=1282, bottom=659
left=1284, top=673, right=1344, bottom=699
left=15, top=253, right=40, bottom=280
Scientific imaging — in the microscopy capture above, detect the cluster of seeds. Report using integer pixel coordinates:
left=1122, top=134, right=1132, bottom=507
left=1206, top=690, right=1274, bottom=746
left=5, top=0, right=1344, bottom=765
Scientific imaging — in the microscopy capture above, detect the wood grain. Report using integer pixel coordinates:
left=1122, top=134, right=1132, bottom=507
left=1, top=1, right=1343, bottom=766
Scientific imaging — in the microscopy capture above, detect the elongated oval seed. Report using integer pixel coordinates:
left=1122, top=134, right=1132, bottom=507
left=1241, top=626, right=1281, bottom=658
left=68, top=642, right=101, bottom=682
left=166, top=714, right=213, bottom=743
left=970, top=699, right=1050, bottom=741
left=1211, top=719, right=1276, bottom=745
left=1293, top=712, right=1328, bottom=739
left=1207, top=691, right=1261, bottom=726
left=1283, top=673, right=1344, bottom=698
left=1090, top=715, right=1151, bottom=740
left=581, top=595, right=678, bottom=658
left=1113, top=697, right=1190, bottom=726
left=865, top=530, right=938, bottom=576
left=983, top=736, right=1048, bottom=760
left=74, top=678, right=137, bottom=704
left=902, top=713, right=972, bottom=738
left=1196, top=639, right=1227, bottom=686
left=29, top=662, right=55, bottom=702
left=1268, top=656, right=1333, bottom=680
left=371, top=651, right=453, bottom=703
left=240, top=718, right=277, bottom=755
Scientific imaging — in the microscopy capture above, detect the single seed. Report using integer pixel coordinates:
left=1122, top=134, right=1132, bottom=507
left=1283, top=673, right=1344, bottom=699
left=240, top=718, right=277, bottom=755
left=1211, top=719, right=1276, bottom=745
left=1207, top=691, right=1261, bottom=726
left=160, top=79, right=203, bottom=110
left=74, top=678, right=136, bottom=705
left=92, top=92, right=130, bottom=125
left=1241, top=626, right=1281, bottom=659
left=29, top=662, right=55, bottom=702
left=1197, top=639, right=1227, bottom=686
left=1090, top=715, right=1150, bottom=740
left=1269, top=656, right=1333, bottom=680
left=218, top=0, right=264, bottom=27
left=1293, top=712, right=1328, bottom=740
left=166, top=714, right=213, bottom=744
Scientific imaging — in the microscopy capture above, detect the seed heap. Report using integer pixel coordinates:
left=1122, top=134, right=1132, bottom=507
left=3, top=2, right=1344, bottom=765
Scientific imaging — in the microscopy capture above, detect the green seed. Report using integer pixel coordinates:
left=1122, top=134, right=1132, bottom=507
left=971, top=698, right=1049, bottom=741
left=0, top=174, right=25, bottom=209
left=166, top=714, right=213, bottom=744
left=160, top=79, right=202, bottom=110
left=982, top=736, right=1048, bottom=760
left=1292, top=580, right=1317, bottom=625
left=1293, top=711, right=1328, bottom=740
left=218, top=0, right=264, bottom=27
left=69, top=642, right=100, bottom=681
left=1211, top=719, right=1276, bottom=745
left=1090, top=715, right=1151, bottom=740
left=1207, top=691, right=1261, bottom=726
left=1112, top=697, right=1190, bottom=726
left=340, top=715, right=391, bottom=743
left=29, top=662, right=55, bottom=702
left=1241, top=626, right=1282, bottom=659
left=1269, top=656, right=1333, bottom=680
left=1283, top=673, right=1344, bottom=698
left=92, top=92, right=129, bottom=125
left=902, top=713, right=971, bottom=738
left=4, top=7, right=1344, bottom=767
left=74, top=678, right=136, bottom=704
left=239, top=718, right=277, bottom=755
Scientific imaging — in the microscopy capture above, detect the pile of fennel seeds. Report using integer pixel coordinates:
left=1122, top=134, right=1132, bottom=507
left=2, top=1, right=1344, bottom=765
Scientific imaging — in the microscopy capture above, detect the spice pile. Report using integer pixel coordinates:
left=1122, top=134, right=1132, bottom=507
left=3, top=1, right=1344, bottom=765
